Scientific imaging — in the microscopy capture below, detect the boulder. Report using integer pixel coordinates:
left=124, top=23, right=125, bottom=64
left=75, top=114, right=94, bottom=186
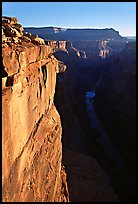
left=23, top=32, right=32, bottom=38
left=4, top=25, right=22, bottom=37
left=23, top=32, right=44, bottom=45
left=2, top=16, right=18, bottom=25
left=2, top=17, right=10, bottom=25
left=2, top=35, right=7, bottom=43
left=58, top=60, right=67, bottom=73
left=31, top=37, right=45, bottom=45
left=21, top=35, right=31, bottom=43
left=30, top=34, right=38, bottom=39
left=12, top=37, right=21, bottom=44
left=12, top=23, right=24, bottom=33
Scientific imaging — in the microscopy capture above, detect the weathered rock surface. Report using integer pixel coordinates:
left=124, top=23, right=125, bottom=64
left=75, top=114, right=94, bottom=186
left=2, top=17, right=69, bottom=202
left=73, top=40, right=126, bottom=61
left=45, top=40, right=87, bottom=60
left=45, top=40, right=67, bottom=52
left=2, top=16, right=45, bottom=46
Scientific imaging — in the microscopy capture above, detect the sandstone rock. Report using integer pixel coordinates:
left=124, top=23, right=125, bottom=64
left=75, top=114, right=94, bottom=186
left=23, top=32, right=32, bottom=38
left=23, top=33, right=38, bottom=40
left=30, top=34, right=38, bottom=39
left=2, top=16, right=24, bottom=41
left=2, top=27, right=5, bottom=35
left=2, top=35, right=7, bottom=43
left=2, top=17, right=10, bottom=25
left=4, top=25, right=22, bottom=37
left=21, top=35, right=32, bottom=43
left=12, top=23, right=24, bottom=33
left=58, top=60, right=67, bottom=73
left=45, top=40, right=67, bottom=52
left=23, top=32, right=44, bottom=45
left=2, top=17, right=69, bottom=202
left=2, top=44, right=22, bottom=76
left=3, top=16, right=18, bottom=25
left=12, top=37, right=21, bottom=44
left=6, top=37, right=13, bottom=43
left=31, top=37, right=45, bottom=45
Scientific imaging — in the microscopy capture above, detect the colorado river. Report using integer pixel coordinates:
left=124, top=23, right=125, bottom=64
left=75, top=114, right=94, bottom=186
left=85, top=90, right=125, bottom=169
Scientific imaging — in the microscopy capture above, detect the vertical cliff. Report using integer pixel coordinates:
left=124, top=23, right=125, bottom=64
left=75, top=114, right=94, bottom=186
left=2, top=17, right=69, bottom=202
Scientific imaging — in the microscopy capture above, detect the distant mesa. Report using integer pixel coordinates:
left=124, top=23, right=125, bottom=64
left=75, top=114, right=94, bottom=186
left=24, top=26, right=127, bottom=41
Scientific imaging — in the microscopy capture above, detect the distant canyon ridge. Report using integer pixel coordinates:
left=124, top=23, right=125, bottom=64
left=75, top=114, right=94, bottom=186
left=24, top=26, right=127, bottom=41
left=24, top=26, right=130, bottom=60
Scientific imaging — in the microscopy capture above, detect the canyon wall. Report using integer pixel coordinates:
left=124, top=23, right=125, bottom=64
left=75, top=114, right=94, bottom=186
left=50, top=35, right=136, bottom=201
left=2, top=17, right=69, bottom=202
left=45, top=40, right=87, bottom=60
left=53, top=41, right=119, bottom=202
left=95, top=42, right=136, bottom=165
left=24, top=26, right=127, bottom=60
left=73, top=40, right=126, bottom=61
left=94, top=42, right=136, bottom=201
left=45, top=39, right=126, bottom=63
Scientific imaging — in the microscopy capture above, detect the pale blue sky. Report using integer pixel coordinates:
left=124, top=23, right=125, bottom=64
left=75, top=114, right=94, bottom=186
left=2, top=2, right=136, bottom=36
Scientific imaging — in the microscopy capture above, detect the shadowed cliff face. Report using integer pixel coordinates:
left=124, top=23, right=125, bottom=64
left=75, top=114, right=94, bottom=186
left=95, top=42, right=136, bottom=162
left=53, top=42, right=120, bottom=202
left=2, top=16, right=69, bottom=202
left=53, top=39, right=136, bottom=202
left=73, top=40, right=126, bottom=61
left=94, top=42, right=136, bottom=201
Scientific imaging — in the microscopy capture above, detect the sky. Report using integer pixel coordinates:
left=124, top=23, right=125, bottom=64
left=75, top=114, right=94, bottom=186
left=2, top=2, right=136, bottom=36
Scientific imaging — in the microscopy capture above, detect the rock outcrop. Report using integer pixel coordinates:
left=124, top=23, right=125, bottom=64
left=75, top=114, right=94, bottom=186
left=45, top=40, right=87, bottom=60
left=45, top=40, right=67, bottom=52
left=2, top=16, right=45, bottom=45
left=98, top=40, right=110, bottom=58
left=73, top=40, right=126, bottom=61
left=2, top=16, right=69, bottom=202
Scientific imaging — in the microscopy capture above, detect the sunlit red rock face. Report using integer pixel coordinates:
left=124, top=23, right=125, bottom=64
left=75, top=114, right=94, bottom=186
left=2, top=17, right=69, bottom=202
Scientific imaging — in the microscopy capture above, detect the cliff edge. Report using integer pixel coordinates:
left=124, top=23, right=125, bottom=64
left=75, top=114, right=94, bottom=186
left=2, top=16, right=69, bottom=202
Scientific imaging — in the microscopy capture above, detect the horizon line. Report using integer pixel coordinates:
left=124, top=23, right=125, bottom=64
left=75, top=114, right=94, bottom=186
left=23, top=26, right=136, bottom=37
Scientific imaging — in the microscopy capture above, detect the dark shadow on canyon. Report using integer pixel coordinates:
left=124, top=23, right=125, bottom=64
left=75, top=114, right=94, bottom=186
left=54, top=55, right=136, bottom=201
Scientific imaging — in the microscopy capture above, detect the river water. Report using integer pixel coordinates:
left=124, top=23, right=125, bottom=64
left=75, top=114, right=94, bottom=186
left=85, top=90, right=125, bottom=169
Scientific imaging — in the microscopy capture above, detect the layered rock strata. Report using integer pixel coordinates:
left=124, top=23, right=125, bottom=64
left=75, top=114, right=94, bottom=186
left=2, top=17, right=69, bottom=202
left=45, top=40, right=87, bottom=59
